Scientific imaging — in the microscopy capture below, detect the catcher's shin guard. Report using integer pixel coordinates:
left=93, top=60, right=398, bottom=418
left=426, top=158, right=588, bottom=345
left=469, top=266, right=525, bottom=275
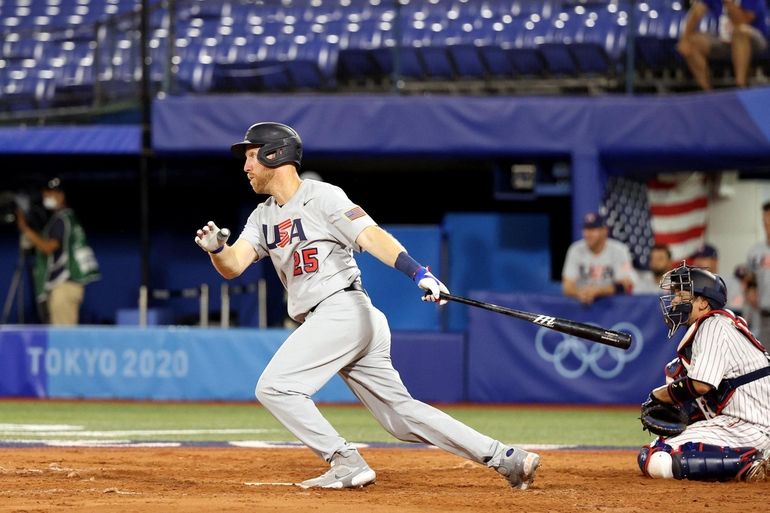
left=672, top=442, right=764, bottom=482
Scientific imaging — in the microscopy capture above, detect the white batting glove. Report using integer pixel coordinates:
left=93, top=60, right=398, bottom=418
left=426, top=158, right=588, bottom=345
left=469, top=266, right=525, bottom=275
left=415, top=267, right=449, bottom=305
left=195, top=221, right=230, bottom=254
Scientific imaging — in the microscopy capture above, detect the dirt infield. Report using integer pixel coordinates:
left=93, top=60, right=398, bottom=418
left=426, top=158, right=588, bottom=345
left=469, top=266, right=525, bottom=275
left=0, top=448, right=767, bottom=513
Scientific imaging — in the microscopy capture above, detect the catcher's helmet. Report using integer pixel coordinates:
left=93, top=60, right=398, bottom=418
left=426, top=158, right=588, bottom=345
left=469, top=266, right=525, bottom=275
left=659, top=262, right=727, bottom=337
left=230, top=122, right=302, bottom=169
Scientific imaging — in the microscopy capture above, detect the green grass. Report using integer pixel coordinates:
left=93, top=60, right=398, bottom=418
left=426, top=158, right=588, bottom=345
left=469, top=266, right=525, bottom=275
left=0, top=400, right=654, bottom=447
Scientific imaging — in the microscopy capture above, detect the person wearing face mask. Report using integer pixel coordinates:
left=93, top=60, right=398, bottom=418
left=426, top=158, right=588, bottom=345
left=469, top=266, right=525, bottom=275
left=15, top=178, right=100, bottom=325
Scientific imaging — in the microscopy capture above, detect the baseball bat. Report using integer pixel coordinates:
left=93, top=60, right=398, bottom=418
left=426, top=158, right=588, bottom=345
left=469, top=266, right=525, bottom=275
left=437, top=292, right=632, bottom=350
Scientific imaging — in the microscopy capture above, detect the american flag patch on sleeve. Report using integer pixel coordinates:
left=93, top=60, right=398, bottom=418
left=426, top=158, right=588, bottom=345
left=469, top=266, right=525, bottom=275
left=344, top=206, right=367, bottom=221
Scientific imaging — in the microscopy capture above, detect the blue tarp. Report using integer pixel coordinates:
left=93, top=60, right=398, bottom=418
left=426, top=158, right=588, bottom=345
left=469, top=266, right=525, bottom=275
left=0, top=327, right=465, bottom=402
left=153, top=89, right=770, bottom=158
left=0, top=125, right=141, bottom=154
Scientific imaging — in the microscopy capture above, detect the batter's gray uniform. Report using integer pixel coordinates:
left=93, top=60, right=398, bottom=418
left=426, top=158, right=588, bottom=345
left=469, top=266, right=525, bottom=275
left=665, top=314, right=770, bottom=452
left=240, top=179, right=503, bottom=463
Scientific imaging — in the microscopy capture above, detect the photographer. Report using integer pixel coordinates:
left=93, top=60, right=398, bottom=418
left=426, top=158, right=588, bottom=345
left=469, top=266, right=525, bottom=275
left=15, top=178, right=100, bottom=325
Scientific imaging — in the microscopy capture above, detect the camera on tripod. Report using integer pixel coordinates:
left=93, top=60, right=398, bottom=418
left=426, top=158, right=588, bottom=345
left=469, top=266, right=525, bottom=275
left=0, top=189, right=48, bottom=232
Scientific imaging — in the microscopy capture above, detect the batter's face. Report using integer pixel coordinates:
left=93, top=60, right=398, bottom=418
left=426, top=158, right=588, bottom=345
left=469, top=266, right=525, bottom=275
left=243, top=146, right=276, bottom=194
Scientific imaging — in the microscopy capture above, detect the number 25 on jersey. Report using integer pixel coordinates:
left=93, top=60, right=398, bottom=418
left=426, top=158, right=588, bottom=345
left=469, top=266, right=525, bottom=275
left=293, top=247, right=319, bottom=276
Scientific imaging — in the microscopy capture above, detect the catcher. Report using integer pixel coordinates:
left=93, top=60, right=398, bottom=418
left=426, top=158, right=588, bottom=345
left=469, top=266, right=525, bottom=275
left=637, top=262, right=770, bottom=482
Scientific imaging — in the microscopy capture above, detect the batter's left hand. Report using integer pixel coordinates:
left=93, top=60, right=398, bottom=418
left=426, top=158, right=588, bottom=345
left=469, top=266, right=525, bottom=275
left=415, top=267, right=449, bottom=305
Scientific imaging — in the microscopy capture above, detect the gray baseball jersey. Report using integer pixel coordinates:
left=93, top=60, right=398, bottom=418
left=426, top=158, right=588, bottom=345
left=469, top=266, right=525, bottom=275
left=746, top=241, right=770, bottom=309
left=562, top=239, right=636, bottom=287
left=240, top=179, right=376, bottom=322
left=666, top=315, right=770, bottom=451
left=242, top=179, right=505, bottom=468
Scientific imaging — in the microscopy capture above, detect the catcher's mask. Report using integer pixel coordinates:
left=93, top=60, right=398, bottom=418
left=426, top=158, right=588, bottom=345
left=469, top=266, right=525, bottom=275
left=230, top=122, right=302, bottom=169
left=659, top=261, right=727, bottom=337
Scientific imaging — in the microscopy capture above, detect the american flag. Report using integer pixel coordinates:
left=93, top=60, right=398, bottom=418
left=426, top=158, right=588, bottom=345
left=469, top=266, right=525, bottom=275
left=344, top=206, right=367, bottom=221
left=602, top=173, right=708, bottom=269
left=647, top=173, right=708, bottom=262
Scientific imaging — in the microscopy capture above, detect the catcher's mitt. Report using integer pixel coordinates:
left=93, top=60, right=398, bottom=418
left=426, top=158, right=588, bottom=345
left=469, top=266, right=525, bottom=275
left=639, top=395, right=689, bottom=437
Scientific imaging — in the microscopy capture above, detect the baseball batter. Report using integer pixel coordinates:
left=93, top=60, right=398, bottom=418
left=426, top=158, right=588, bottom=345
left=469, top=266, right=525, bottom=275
left=638, top=263, right=770, bottom=482
left=195, top=122, right=540, bottom=490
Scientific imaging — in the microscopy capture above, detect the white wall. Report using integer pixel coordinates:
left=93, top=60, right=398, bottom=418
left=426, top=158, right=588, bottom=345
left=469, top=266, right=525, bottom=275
left=706, top=178, right=770, bottom=277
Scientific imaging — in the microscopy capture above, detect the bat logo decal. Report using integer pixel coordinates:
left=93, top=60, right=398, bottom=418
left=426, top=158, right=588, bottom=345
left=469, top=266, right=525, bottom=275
left=533, top=315, right=556, bottom=327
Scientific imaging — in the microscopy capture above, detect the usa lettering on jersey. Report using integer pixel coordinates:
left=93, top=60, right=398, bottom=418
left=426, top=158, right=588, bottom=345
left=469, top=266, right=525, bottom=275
left=264, top=218, right=307, bottom=249
left=579, top=264, right=614, bottom=282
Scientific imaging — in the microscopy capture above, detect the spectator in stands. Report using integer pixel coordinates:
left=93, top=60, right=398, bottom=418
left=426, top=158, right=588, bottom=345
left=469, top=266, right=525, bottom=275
left=635, top=244, right=673, bottom=294
left=15, top=178, right=100, bottom=325
left=692, top=243, right=742, bottom=311
left=677, top=0, right=768, bottom=90
left=562, top=212, right=636, bottom=305
left=746, top=201, right=770, bottom=338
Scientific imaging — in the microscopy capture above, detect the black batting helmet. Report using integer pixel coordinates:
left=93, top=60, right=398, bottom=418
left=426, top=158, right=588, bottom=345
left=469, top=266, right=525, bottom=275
left=659, top=262, right=727, bottom=337
left=230, top=122, right=302, bottom=169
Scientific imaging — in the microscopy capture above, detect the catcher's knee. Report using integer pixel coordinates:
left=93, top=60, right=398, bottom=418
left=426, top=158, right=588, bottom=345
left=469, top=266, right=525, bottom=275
left=671, top=442, right=764, bottom=482
left=638, top=439, right=674, bottom=479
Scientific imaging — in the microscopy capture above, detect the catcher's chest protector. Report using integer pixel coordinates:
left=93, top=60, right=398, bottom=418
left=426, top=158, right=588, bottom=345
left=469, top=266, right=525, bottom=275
left=675, top=310, right=770, bottom=416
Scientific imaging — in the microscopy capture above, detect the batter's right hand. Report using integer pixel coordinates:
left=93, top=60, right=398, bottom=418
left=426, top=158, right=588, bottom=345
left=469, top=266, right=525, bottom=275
left=195, top=221, right=230, bottom=253
left=415, top=267, right=449, bottom=305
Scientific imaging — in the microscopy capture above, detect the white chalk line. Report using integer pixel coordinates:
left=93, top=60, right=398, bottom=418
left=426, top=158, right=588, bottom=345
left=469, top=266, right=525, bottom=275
left=244, top=482, right=296, bottom=487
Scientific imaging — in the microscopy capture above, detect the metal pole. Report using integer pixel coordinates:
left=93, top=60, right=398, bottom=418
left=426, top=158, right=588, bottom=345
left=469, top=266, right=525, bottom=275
left=392, top=0, right=403, bottom=92
left=93, top=22, right=104, bottom=106
left=199, top=283, right=209, bottom=327
left=625, top=0, right=636, bottom=94
left=221, top=283, right=230, bottom=328
left=165, top=0, right=176, bottom=95
left=258, top=278, right=267, bottom=329
left=139, top=285, right=148, bottom=327
left=139, top=0, right=152, bottom=313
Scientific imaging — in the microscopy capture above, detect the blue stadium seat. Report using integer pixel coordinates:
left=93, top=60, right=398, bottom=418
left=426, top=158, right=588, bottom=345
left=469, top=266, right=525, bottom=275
left=569, top=42, right=613, bottom=75
left=52, top=61, right=96, bottom=107
left=506, top=47, right=546, bottom=76
left=210, top=61, right=286, bottom=93
left=175, top=59, right=214, bottom=93
left=635, top=36, right=679, bottom=75
left=336, top=48, right=379, bottom=84
left=369, top=46, right=425, bottom=81
left=285, top=59, right=326, bottom=90
left=417, top=46, right=454, bottom=79
left=2, top=36, right=41, bottom=61
left=478, top=45, right=516, bottom=78
left=538, top=42, right=579, bottom=76
left=0, top=66, right=41, bottom=111
left=447, top=44, right=488, bottom=79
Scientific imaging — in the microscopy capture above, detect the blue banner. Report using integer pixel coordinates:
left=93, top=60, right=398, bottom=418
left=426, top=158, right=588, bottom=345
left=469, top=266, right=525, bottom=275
left=0, top=327, right=465, bottom=403
left=0, top=327, right=356, bottom=402
left=0, top=327, right=48, bottom=397
left=467, top=293, right=671, bottom=404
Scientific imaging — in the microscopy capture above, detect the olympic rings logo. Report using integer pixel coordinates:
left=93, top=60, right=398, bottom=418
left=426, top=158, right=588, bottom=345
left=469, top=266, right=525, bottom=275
left=534, top=322, right=644, bottom=379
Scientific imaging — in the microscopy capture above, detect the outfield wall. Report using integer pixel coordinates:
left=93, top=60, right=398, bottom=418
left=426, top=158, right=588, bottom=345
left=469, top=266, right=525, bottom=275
left=0, top=293, right=669, bottom=404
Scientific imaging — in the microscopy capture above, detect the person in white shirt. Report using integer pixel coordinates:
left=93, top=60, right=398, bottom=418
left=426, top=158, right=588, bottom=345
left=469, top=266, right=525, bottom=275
left=562, top=212, right=636, bottom=305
